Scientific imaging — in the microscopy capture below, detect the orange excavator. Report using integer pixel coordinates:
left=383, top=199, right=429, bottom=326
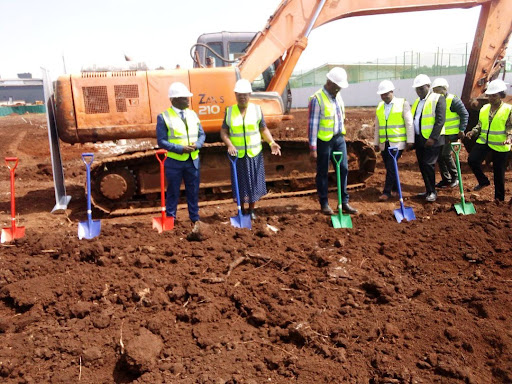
left=49, top=0, right=512, bottom=214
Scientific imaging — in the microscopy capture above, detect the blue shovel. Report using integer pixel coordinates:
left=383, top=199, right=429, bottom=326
left=78, top=153, right=101, bottom=239
left=388, top=146, right=415, bottom=223
left=228, top=154, right=251, bottom=229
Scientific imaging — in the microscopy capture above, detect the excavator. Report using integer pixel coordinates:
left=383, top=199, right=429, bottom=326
left=51, top=0, right=512, bottom=215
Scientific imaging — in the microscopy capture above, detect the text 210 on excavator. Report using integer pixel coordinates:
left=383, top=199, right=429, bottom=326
left=51, top=0, right=512, bottom=215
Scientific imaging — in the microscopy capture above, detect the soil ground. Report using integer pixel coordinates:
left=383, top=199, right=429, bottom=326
left=0, top=109, right=511, bottom=384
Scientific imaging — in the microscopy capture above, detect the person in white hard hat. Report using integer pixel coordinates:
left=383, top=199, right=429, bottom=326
left=374, top=80, right=414, bottom=201
left=466, top=79, right=512, bottom=202
left=432, top=78, right=469, bottom=189
left=220, top=79, right=281, bottom=220
left=308, top=67, right=357, bottom=215
left=411, top=74, right=446, bottom=202
left=156, top=82, right=206, bottom=223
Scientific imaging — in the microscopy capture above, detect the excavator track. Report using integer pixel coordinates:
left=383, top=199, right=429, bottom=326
left=89, top=138, right=376, bottom=216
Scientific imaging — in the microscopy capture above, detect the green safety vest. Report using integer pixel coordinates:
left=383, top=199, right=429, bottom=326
left=309, top=88, right=346, bottom=141
left=411, top=92, right=445, bottom=139
left=476, top=103, right=512, bottom=152
left=376, top=98, right=406, bottom=143
left=161, top=108, right=200, bottom=161
left=444, top=94, right=461, bottom=135
left=226, top=103, right=262, bottom=158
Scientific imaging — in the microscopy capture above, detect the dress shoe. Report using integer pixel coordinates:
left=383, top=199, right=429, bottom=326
left=342, top=203, right=358, bottom=214
left=416, top=192, right=428, bottom=198
left=249, top=210, right=257, bottom=220
left=435, top=180, right=450, bottom=188
left=321, top=205, right=334, bottom=215
left=448, top=179, right=459, bottom=188
left=378, top=193, right=390, bottom=201
left=473, top=182, right=490, bottom=191
left=425, top=192, right=437, bottom=202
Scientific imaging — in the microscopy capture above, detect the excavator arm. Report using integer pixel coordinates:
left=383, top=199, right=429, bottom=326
left=238, top=0, right=512, bottom=103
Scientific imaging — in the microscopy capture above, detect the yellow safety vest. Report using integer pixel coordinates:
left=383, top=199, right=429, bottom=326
left=226, top=103, right=262, bottom=158
left=309, top=88, right=346, bottom=141
left=411, top=92, right=445, bottom=139
left=161, top=108, right=200, bottom=161
left=376, top=98, right=406, bottom=143
left=476, top=103, right=512, bottom=152
left=444, top=94, right=461, bottom=135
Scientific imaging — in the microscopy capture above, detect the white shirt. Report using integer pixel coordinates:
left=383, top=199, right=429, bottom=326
left=413, top=92, right=431, bottom=135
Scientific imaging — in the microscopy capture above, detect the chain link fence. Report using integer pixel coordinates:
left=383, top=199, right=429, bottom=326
left=291, top=43, right=512, bottom=88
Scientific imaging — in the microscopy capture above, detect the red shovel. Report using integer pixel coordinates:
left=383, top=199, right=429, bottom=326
left=1, top=157, right=25, bottom=243
left=152, top=149, right=174, bottom=233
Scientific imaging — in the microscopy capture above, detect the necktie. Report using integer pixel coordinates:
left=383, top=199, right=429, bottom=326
left=180, top=111, right=185, bottom=120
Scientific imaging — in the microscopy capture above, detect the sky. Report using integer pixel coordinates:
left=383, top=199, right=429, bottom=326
left=0, top=0, right=507, bottom=80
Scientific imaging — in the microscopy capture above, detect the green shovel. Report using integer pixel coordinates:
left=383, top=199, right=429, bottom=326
left=451, top=142, right=476, bottom=215
left=331, top=152, right=353, bottom=228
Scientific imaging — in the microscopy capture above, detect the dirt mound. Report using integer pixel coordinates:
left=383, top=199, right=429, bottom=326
left=0, top=111, right=511, bottom=383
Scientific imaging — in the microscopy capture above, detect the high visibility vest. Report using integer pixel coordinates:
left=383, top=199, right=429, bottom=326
left=161, top=108, right=200, bottom=161
left=476, top=103, right=512, bottom=152
left=309, top=88, right=346, bottom=141
left=226, top=103, right=262, bottom=158
left=376, top=98, right=406, bottom=143
left=444, top=94, right=461, bottom=135
left=411, top=92, right=445, bottom=139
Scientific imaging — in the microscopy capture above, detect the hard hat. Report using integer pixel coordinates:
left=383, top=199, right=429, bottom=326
left=432, top=78, right=449, bottom=89
left=412, top=74, right=431, bottom=88
left=168, top=82, right=193, bottom=98
left=326, top=67, right=348, bottom=89
left=376, top=80, right=395, bottom=95
left=485, top=79, right=508, bottom=95
left=234, top=79, right=253, bottom=93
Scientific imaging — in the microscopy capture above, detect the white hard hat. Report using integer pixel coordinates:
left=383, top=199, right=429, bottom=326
left=234, top=79, right=252, bottom=93
left=168, top=82, right=193, bottom=98
left=377, top=80, right=395, bottom=95
left=432, top=78, right=449, bottom=89
left=485, top=79, right=508, bottom=95
left=326, top=67, right=348, bottom=89
left=412, top=74, right=431, bottom=88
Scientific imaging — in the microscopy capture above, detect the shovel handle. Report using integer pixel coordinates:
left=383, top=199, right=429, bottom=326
left=5, top=157, right=18, bottom=170
left=451, top=142, right=462, bottom=154
left=332, top=151, right=343, bottom=166
left=387, top=146, right=400, bottom=159
left=228, top=153, right=238, bottom=165
left=155, top=149, right=167, bottom=165
left=81, top=153, right=94, bottom=166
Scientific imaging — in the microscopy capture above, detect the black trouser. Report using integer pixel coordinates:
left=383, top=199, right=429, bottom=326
left=415, top=134, right=441, bottom=195
left=381, top=141, right=402, bottom=196
left=468, top=143, right=509, bottom=201
left=438, top=134, right=458, bottom=182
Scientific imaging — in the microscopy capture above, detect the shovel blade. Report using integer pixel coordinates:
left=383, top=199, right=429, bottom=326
left=394, top=206, right=415, bottom=223
left=1, top=226, right=25, bottom=243
left=230, top=214, right=252, bottom=229
left=331, top=213, right=353, bottom=229
left=152, top=216, right=174, bottom=233
left=78, top=220, right=101, bottom=240
left=454, top=202, right=476, bottom=215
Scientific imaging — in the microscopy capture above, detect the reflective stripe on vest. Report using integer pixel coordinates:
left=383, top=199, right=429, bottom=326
left=376, top=98, right=406, bottom=143
left=309, top=88, right=346, bottom=141
left=476, top=103, right=512, bottom=152
left=444, top=94, right=461, bottom=135
left=161, top=108, right=200, bottom=161
left=226, top=103, right=262, bottom=158
left=411, top=92, right=445, bottom=139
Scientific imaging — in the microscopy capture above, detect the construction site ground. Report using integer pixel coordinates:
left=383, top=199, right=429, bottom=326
left=0, top=109, right=511, bottom=384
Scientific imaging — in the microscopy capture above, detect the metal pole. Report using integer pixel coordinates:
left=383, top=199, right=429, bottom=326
left=304, top=0, right=327, bottom=37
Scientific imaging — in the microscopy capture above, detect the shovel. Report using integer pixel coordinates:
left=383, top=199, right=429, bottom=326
left=388, top=146, right=416, bottom=223
left=228, top=154, right=251, bottom=229
left=152, top=149, right=174, bottom=232
left=78, top=153, right=101, bottom=240
left=331, top=152, right=353, bottom=229
left=451, top=142, right=476, bottom=215
left=1, top=157, right=25, bottom=243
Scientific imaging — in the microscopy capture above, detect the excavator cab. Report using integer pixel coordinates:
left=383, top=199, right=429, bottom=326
left=193, top=32, right=292, bottom=113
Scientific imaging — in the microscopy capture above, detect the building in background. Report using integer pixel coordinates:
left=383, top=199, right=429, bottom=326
left=0, top=73, right=44, bottom=105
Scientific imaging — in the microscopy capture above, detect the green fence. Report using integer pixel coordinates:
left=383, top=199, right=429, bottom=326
left=0, top=105, right=46, bottom=117
left=291, top=43, right=512, bottom=88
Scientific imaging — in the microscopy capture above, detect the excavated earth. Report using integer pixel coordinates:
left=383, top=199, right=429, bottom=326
left=0, top=109, right=511, bottom=384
